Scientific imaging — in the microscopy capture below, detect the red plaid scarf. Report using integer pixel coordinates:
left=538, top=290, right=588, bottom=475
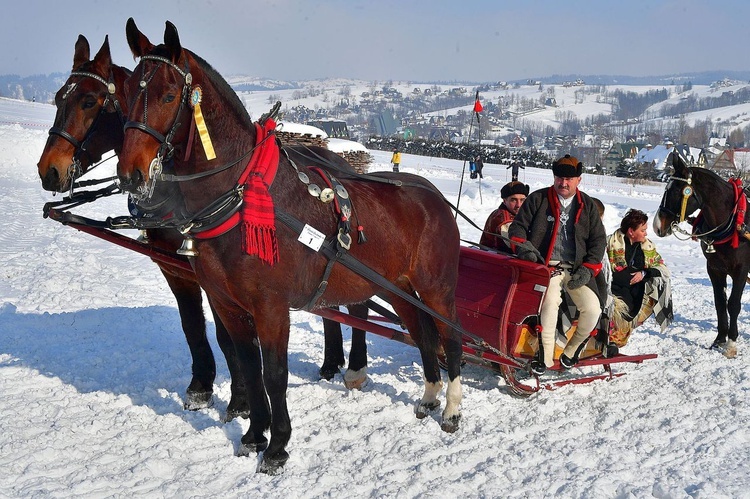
left=730, top=177, right=746, bottom=249
left=238, top=119, right=279, bottom=265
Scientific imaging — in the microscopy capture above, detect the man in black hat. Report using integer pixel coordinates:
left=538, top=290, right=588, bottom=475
left=508, top=154, right=606, bottom=374
left=480, top=180, right=529, bottom=252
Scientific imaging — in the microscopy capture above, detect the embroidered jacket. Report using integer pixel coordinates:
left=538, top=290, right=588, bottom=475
left=508, top=186, right=606, bottom=281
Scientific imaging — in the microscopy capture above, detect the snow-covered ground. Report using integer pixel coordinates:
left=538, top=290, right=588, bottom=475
left=2, top=98, right=750, bottom=498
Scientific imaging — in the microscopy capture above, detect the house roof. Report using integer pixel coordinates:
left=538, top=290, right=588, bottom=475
left=635, top=144, right=672, bottom=170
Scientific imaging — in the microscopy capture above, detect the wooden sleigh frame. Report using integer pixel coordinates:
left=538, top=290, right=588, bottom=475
left=44, top=205, right=657, bottom=396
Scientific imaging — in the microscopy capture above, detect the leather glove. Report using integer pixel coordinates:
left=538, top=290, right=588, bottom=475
left=516, top=246, right=539, bottom=263
left=567, top=266, right=593, bottom=290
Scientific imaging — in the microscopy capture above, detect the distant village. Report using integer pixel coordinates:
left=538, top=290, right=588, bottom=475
left=279, top=77, right=750, bottom=181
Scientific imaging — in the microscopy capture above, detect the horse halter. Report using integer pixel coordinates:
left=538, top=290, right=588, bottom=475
left=661, top=171, right=695, bottom=224
left=48, top=70, right=124, bottom=195
left=123, top=54, right=193, bottom=200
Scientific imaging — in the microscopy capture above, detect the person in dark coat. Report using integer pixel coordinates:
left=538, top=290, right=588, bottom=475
left=480, top=180, right=529, bottom=252
left=509, top=154, right=606, bottom=374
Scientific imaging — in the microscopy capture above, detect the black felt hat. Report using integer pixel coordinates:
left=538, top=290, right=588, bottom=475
left=501, top=181, right=530, bottom=198
left=552, top=154, right=583, bottom=178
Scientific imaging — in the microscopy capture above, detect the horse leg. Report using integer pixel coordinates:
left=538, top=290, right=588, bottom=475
left=319, top=316, right=345, bottom=381
left=725, top=270, right=747, bottom=359
left=209, top=301, right=271, bottom=457
left=707, top=267, right=730, bottom=349
left=160, top=269, right=216, bottom=410
left=343, top=303, right=369, bottom=390
left=420, top=294, right=463, bottom=433
left=255, top=303, right=292, bottom=475
left=389, top=292, right=462, bottom=432
left=208, top=302, right=251, bottom=422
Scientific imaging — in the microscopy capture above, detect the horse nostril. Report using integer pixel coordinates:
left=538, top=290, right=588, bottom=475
left=119, top=168, right=145, bottom=193
left=42, top=167, right=60, bottom=191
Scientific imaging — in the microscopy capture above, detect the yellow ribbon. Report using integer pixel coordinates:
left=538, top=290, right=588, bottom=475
left=190, top=86, right=216, bottom=160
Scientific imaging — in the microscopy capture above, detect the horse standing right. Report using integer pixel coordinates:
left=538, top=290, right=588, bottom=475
left=654, top=151, right=750, bottom=358
left=116, top=19, right=464, bottom=474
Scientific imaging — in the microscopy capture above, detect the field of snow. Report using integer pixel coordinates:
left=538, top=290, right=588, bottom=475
left=2, top=97, right=750, bottom=497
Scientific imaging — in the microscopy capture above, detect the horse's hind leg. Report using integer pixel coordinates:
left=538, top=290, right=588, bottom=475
left=707, top=267, right=730, bottom=349
left=725, top=270, right=748, bottom=358
left=390, top=294, right=462, bottom=432
left=319, top=316, right=345, bottom=380
left=160, top=270, right=216, bottom=410
left=344, top=303, right=369, bottom=390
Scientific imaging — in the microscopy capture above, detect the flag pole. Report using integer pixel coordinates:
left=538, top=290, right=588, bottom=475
left=454, top=91, right=483, bottom=218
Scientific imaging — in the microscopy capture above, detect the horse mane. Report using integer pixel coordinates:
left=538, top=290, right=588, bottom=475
left=186, top=48, right=254, bottom=128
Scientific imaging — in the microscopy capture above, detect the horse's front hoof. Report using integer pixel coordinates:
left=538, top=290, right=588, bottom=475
left=440, top=413, right=462, bottom=433
left=343, top=368, right=367, bottom=390
left=257, top=452, right=289, bottom=475
left=184, top=390, right=213, bottom=411
left=415, top=400, right=441, bottom=419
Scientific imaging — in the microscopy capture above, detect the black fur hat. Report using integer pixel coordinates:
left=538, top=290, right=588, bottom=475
left=501, top=181, right=530, bottom=199
left=552, top=154, right=583, bottom=178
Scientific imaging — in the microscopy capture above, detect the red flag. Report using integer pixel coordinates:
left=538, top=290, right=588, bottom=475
left=473, top=98, right=483, bottom=113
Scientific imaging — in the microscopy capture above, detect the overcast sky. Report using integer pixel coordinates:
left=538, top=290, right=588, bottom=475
left=5, top=0, right=750, bottom=82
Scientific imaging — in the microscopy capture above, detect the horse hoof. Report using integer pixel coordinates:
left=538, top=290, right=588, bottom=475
left=319, top=365, right=340, bottom=381
left=440, top=413, right=462, bottom=433
left=184, top=390, right=213, bottom=411
left=257, top=452, right=289, bottom=475
left=238, top=436, right=268, bottom=456
left=725, top=340, right=738, bottom=359
left=710, top=341, right=726, bottom=351
left=415, top=400, right=441, bottom=419
left=343, top=368, right=367, bottom=390
left=223, top=407, right=251, bottom=423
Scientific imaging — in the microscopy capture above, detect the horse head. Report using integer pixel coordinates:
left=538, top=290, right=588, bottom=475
left=120, top=18, right=222, bottom=199
left=37, top=35, right=130, bottom=192
left=654, top=150, right=699, bottom=237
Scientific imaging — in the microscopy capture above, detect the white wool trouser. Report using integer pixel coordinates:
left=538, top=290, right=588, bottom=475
left=540, top=268, right=601, bottom=367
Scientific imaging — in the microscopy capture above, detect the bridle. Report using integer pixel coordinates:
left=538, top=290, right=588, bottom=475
left=123, top=54, right=261, bottom=201
left=658, top=170, right=696, bottom=225
left=660, top=167, right=740, bottom=250
left=48, top=69, right=126, bottom=195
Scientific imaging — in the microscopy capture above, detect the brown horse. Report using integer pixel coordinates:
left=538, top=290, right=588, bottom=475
left=654, top=151, right=750, bottom=358
left=36, top=35, right=371, bottom=417
left=117, top=19, right=463, bottom=474
left=36, top=34, right=254, bottom=418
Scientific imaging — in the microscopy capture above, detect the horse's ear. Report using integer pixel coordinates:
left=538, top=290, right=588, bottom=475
left=91, top=35, right=112, bottom=74
left=669, top=151, right=687, bottom=175
left=126, top=17, right=153, bottom=60
left=73, top=34, right=90, bottom=70
left=164, top=21, right=182, bottom=62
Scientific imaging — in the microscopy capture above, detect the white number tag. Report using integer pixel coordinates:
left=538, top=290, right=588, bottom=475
left=298, top=224, right=325, bottom=251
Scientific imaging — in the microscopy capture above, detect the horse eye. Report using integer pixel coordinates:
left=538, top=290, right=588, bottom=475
left=164, top=94, right=176, bottom=104
left=82, top=99, right=97, bottom=110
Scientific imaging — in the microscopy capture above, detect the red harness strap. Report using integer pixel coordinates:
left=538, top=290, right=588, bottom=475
left=730, top=178, right=746, bottom=249
left=194, top=119, right=280, bottom=266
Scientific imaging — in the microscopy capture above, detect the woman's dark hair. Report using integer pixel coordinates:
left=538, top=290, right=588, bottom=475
left=619, top=209, right=648, bottom=233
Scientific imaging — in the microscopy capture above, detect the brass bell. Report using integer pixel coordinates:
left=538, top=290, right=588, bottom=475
left=136, top=230, right=149, bottom=243
left=177, top=237, right=199, bottom=257
left=704, top=242, right=716, bottom=254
